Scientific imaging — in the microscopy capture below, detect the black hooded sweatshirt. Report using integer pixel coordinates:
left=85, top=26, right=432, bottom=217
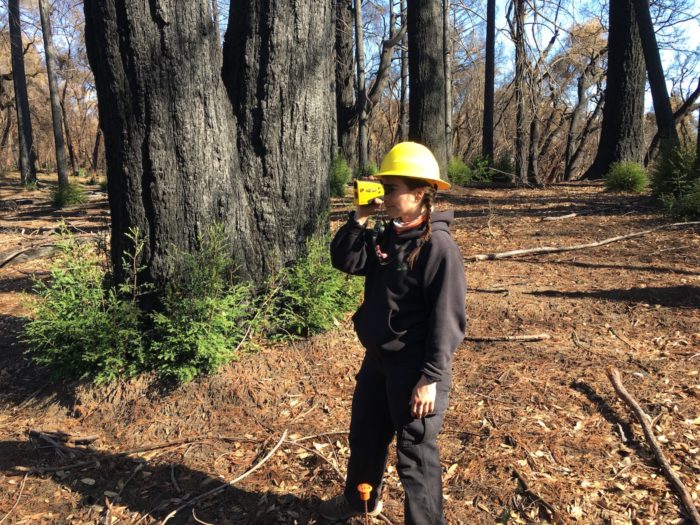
left=330, top=210, right=467, bottom=382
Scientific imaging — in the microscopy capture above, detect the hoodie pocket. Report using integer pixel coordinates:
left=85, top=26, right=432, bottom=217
left=353, top=304, right=407, bottom=351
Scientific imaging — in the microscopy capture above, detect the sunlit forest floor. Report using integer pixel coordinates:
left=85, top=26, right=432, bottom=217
left=1, top=171, right=699, bottom=524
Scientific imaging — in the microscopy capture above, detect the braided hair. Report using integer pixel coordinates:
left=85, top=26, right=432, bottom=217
left=404, top=179, right=437, bottom=270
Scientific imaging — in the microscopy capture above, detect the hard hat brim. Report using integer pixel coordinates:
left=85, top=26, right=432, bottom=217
left=374, top=171, right=451, bottom=190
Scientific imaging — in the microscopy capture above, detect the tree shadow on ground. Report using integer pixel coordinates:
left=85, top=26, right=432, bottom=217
left=569, top=380, right=649, bottom=461
left=529, top=285, right=700, bottom=308
left=546, top=260, right=700, bottom=277
left=0, top=438, right=318, bottom=524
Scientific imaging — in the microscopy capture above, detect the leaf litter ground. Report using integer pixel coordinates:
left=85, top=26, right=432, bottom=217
left=0, top=172, right=699, bottom=524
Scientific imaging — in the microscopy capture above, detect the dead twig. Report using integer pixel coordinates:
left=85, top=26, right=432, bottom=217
left=466, top=333, right=550, bottom=343
left=0, top=473, right=28, bottom=524
left=606, top=367, right=700, bottom=525
left=466, top=221, right=700, bottom=261
left=512, top=468, right=567, bottom=525
left=161, top=429, right=288, bottom=524
left=542, top=212, right=577, bottom=221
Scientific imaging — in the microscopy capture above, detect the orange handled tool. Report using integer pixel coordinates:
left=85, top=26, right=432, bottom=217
left=357, top=483, right=373, bottom=525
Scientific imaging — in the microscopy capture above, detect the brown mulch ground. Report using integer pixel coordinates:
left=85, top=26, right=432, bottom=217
left=0, top=172, right=699, bottom=524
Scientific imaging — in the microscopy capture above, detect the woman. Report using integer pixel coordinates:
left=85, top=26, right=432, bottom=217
left=319, top=142, right=467, bottom=524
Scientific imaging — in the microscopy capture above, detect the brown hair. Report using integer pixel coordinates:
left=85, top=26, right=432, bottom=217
left=404, top=178, right=437, bottom=269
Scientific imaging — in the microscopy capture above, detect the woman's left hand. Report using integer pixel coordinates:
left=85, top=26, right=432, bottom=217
left=410, top=375, right=436, bottom=418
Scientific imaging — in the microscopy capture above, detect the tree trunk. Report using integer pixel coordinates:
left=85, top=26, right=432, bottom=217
left=564, top=65, right=596, bottom=181
left=631, top=0, right=679, bottom=149
left=513, top=0, right=528, bottom=184
left=8, top=0, right=37, bottom=185
left=397, top=0, right=409, bottom=142
left=222, top=0, right=333, bottom=277
left=407, top=0, right=447, bottom=174
left=335, top=0, right=356, bottom=166
left=398, top=0, right=409, bottom=142
left=482, top=0, right=495, bottom=161
left=91, top=128, right=101, bottom=174
left=0, top=106, right=12, bottom=152
left=645, top=77, right=700, bottom=164
left=84, top=0, right=333, bottom=289
left=527, top=115, right=539, bottom=185
left=354, top=0, right=368, bottom=172
left=443, top=0, right=452, bottom=161
left=60, top=82, right=78, bottom=176
left=584, top=0, right=644, bottom=179
left=38, top=0, right=69, bottom=189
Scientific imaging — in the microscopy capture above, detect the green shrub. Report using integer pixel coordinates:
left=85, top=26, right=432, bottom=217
left=604, top=162, right=648, bottom=192
left=271, top=231, right=362, bottom=338
left=446, top=156, right=493, bottom=186
left=148, top=226, right=257, bottom=383
left=330, top=156, right=352, bottom=198
left=447, top=157, right=471, bottom=186
left=77, top=168, right=88, bottom=178
left=651, top=146, right=699, bottom=199
left=24, top=230, right=146, bottom=383
left=52, top=183, right=86, bottom=207
left=467, top=156, right=493, bottom=182
left=661, top=179, right=700, bottom=219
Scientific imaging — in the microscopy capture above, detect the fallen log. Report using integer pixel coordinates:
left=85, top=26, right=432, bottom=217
left=606, top=367, right=700, bottom=525
left=466, top=221, right=700, bottom=262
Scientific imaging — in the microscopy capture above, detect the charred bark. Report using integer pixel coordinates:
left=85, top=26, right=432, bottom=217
left=482, top=0, right=495, bottom=161
left=584, top=0, right=644, bottom=179
left=8, top=0, right=37, bottom=185
left=407, top=0, right=448, bottom=173
left=335, top=0, right=356, bottom=166
left=84, top=0, right=333, bottom=288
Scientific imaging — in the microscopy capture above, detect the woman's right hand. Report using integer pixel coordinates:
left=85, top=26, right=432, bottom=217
left=355, top=198, right=383, bottom=225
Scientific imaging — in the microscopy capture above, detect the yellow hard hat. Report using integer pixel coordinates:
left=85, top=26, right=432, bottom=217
left=374, top=141, right=450, bottom=190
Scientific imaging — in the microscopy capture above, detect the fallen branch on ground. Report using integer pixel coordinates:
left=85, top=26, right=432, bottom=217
left=542, top=212, right=577, bottom=221
left=466, top=333, right=550, bottom=343
left=606, top=367, right=700, bottom=525
left=466, top=221, right=700, bottom=262
left=161, top=429, right=288, bottom=524
left=0, top=473, right=28, bottom=524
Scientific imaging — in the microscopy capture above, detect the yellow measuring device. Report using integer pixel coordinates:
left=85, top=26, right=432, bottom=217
left=353, top=180, right=384, bottom=206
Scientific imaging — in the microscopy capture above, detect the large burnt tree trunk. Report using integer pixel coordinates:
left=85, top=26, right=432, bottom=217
left=584, top=0, right=645, bottom=179
left=482, top=0, right=495, bottom=161
left=407, top=0, right=447, bottom=173
left=223, top=1, right=334, bottom=276
left=397, top=0, right=409, bottom=142
left=84, top=0, right=333, bottom=289
left=353, top=0, right=369, bottom=172
left=335, top=0, right=356, bottom=167
left=8, top=0, right=37, bottom=185
left=38, top=0, right=70, bottom=189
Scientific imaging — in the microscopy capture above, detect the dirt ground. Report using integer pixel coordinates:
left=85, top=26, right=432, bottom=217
left=0, top=172, right=699, bottom=525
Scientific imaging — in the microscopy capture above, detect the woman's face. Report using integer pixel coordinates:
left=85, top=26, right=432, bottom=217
left=379, top=176, right=425, bottom=221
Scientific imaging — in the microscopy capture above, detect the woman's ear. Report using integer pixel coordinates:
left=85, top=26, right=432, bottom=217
left=413, top=188, right=426, bottom=203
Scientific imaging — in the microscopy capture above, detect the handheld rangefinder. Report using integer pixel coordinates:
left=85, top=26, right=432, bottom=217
left=353, top=180, right=384, bottom=206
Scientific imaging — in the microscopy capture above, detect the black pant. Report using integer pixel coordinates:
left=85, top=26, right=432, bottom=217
left=343, top=349, right=449, bottom=525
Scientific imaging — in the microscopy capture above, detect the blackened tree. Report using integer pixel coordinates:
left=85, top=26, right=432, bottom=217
left=8, top=0, right=37, bottom=185
left=584, top=0, right=645, bottom=179
left=407, top=0, right=448, bottom=173
left=83, top=0, right=334, bottom=289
